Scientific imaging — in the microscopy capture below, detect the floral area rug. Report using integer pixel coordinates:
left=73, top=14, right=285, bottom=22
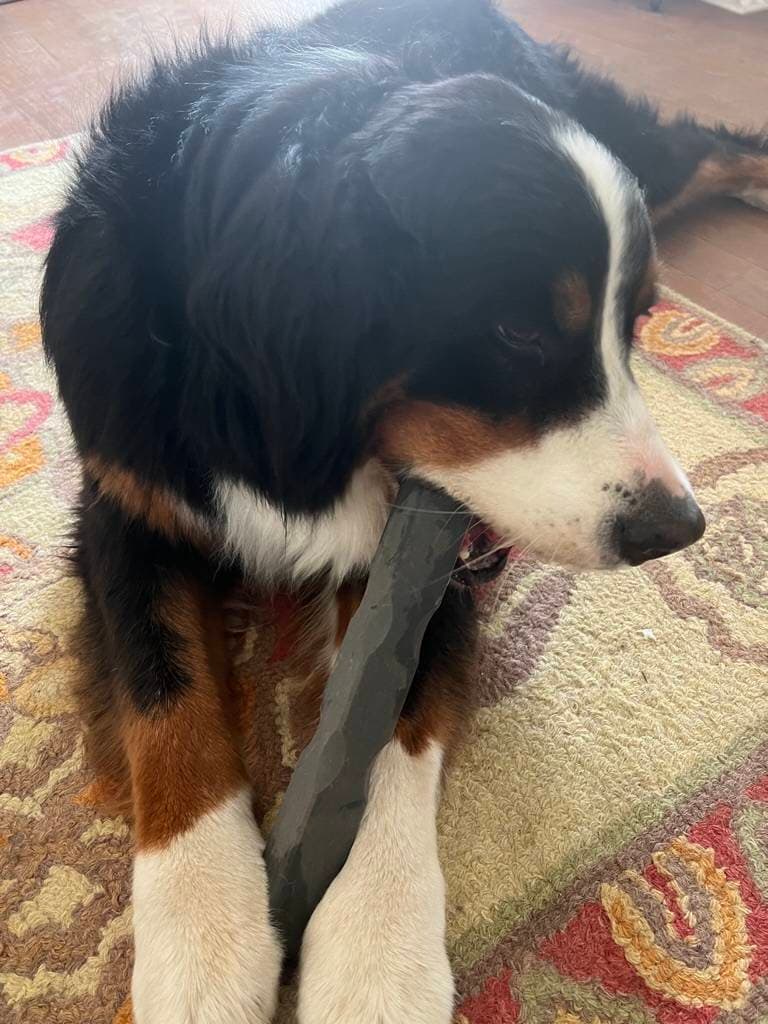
left=1, top=138, right=767, bottom=1024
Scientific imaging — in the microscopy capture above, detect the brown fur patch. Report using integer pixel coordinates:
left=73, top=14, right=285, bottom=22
left=335, top=580, right=365, bottom=647
left=377, top=401, right=534, bottom=469
left=123, top=578, right=245, bottom=850
left=396, top=593, right=477, bottom=758
left=273, top=579, right=345, bottom=676
left=70, top=609, right=133, bottom=821
left=653, top=153, right=768, bottom=224
left=552, top=269, right=593, bottom=334
left=286, top=582, right=366, bottom=754
left=85, top=454, right=207, bottom=545
left=395, top=680, right=467, bottom=757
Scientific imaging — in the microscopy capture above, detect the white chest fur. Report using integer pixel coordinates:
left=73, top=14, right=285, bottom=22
left=215, top=461, right=393, bottom=583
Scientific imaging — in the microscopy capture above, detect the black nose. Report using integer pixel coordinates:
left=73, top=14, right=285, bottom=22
left=613, top=490, right=705, bottom=566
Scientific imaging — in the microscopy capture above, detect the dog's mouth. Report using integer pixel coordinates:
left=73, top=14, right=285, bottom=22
left=453, top=520, right=514, bottom=587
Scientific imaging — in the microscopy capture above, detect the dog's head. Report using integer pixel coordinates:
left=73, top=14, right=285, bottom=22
left=364, top=75, right=705, bottom=573
left=188, top=65, right=704, bottom=575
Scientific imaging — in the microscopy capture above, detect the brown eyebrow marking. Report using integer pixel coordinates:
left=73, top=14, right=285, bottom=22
left=376, top=400, right=534, bottom=469
left=552, top=269, right=593, bottom=335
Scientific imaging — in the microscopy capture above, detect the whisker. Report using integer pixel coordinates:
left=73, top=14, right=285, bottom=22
left=422, top=535, right=519, bottom=591
left=383, top=501, right=473, bottom=518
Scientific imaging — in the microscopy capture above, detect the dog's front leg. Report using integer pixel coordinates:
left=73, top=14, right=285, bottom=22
left=298, top=585, right=476, bottom=1024
left=91, top=555, right=282, bottom=1024
left=132, top=789, right=281, bottom=1024
left=298, top=736, right=453, bottom=1024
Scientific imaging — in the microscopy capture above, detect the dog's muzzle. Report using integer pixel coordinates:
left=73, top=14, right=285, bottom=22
left=611, top=480, right=706, bottom=566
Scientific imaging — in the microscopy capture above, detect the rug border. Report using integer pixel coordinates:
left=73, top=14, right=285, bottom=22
left=453, top=730, right=768, bottom=997
left=0, top=135, right=74, bottom=161
left=660, top=284, right=768, bottom=356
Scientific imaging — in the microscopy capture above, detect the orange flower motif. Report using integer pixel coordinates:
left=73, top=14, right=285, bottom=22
left=684, top=356, right=766, bottom=402
left=0, top=376, right=52, bottom=489
left=11, top=321, right=42, bottom=352
left=0, top=139, right=68, bottom=172
left=601, top=838, right=752, bottom=1010
left=638, top=308, right=721, bottom=358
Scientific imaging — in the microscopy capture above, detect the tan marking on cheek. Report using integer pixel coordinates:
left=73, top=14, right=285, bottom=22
left=376, top=401, right=533, bottom=469
left=552, top=269, right=592, bottom=334
left=85, top=455, right=206, bottom=545
left=124, top=580, right=245, bottom=851
left=653, top=153, right=768, bottom=224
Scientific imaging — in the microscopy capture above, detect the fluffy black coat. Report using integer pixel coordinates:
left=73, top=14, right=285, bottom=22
left=41, top=0, right=761, bottom=517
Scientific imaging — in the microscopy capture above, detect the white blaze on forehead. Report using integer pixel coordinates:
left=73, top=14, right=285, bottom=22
left=554, top=125, right=691, bottom=499
left=555, top=124, right=642, bottom=392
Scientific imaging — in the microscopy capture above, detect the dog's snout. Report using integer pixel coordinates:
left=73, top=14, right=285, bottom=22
left=612, top=482, right=705, bottom=566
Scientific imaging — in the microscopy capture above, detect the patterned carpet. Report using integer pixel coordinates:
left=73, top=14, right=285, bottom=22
left=1, top=138, right=767, bottom=1024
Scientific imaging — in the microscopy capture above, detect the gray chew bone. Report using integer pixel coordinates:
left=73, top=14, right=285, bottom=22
left=264, top=479, right=469, bottom=961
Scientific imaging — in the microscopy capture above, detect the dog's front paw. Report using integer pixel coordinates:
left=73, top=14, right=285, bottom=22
left=297, top=741, right=453, bottom=1024
left=298, top=885, right=453, bottom=1024
left=131, top=790, right=281, bottom=1024
left=299, top=897, right=453, bottom=1024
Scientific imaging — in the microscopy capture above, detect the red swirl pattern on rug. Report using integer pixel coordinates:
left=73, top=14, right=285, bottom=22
left=637, top=301, right=768, bottom=423
left=458, top=775, right=768, bottom=1024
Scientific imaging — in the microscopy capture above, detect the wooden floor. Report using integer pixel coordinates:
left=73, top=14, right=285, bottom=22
left=2, top=0, right=767, bottom=336
left=504, top=0, right=768, bottom=337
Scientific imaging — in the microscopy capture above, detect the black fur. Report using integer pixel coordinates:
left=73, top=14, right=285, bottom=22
left=41, top=0, right=764, bottom=715
left=44, top=0, right=764, bottom=516
left=40, top=0, right=615, bottom=513
left=72, top=483, right=234, bottom=712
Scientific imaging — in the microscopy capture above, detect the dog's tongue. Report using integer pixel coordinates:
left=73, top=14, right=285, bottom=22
left=458, top=522, right=500, bottom=560
left=455, top=521, right=513, bottom=585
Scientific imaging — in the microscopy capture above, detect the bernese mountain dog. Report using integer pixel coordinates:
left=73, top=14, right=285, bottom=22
left=40, top=0, right=767, bottom=1020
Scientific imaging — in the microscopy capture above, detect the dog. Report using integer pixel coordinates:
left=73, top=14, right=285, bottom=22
left=41, top=0, right=767, bottom=1020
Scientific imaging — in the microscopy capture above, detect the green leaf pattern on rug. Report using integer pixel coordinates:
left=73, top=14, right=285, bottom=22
left=734, top=801, right=768, bottom=899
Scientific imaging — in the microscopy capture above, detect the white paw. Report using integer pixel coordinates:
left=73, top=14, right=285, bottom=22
left=298, top=880, right=453, bottom=1024
left=298, top=740, right=453, bottom=1024
left=740, top=187, right=768, bottom=212
left=131, top=790, right=281, bottom=1024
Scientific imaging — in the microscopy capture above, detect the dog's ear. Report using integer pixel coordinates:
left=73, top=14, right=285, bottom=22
left=181, top=53, right=412, bottom=511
